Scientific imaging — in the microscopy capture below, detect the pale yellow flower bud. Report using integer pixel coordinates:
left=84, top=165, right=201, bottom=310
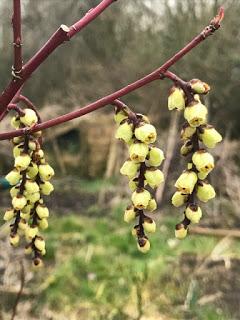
left=187, top=162, right=193, bottom=170
left=14, top=153, right=31, bottom=171
left=131, top=188, right=151, bottom=210
left=26, top=192, right=40, bottom=204
left=19, top=219, right=28, bottom=230
left=184, top=101, right=208, bottom=127
left=28, top=141, right=37, bottom=151
left=199, top=125, right=222, bottom=148
left=39, top=181, right=54, bottom=195
left=146, top=198, right=157, bottom=212
left=196, top=181, right=216, bottom=202
left=124, top=205, right=136, bottom=223
left=174, top=170, right=198, bottom=194
left=36, top=204, right=49, bottom=219
left=3, top=209, right=15, bottom=221
left=129, top=179, right=138, bottom=191
left=34, top=149, right=44, bottom=159
left=10, top=186, right=20, bottom=198
left=180, top=123, right=196, bottom=140
left=10, top=233, right=20, bottom=246
left=20, top=212, right=30, bottom=220
left=34, top=237, right=46, bottom=252
left=197, top=171, right=209, bottom=180
left=137, top=237, right=150, bottom=253
left=189, top=79, right=210, bottom=94
left=27, top=162, right=39, bottom=179
left=115, top=121, right=133, bottom=143
left=11, top=116, right=20, bottom=129
left=192, top=150, right=214, bottom=174
left=146, top=147, right=165, bottom=167
left=143, top=217, right=156, bottom=233
left=39, top=218, right=49, bottom=230
left=175, top=223, right=188, bottom=239
left=120, top=160, right=140, bottom=179
left=13, top=144, right=24, bottom=158
left=20, top=108, right=38, bottom=126
left=24, top=244, right=33, bottom=255
left=114, top=108, right=128, bottom=124
left=12, top=195, right=27, bottom=210
left=171, top=191, right=188, bottom=207
left=131, top=225, right=141, bottom=237
left=25, top=226, right=38, bottom=240
left=5, top=169, right=21, bottom=186
left=32, top=258, right=43, bottom=269
left=38, top=163, right=55, bottom=181
left=25, top=180, right=40, bottom=193
left=180, top=140, right=193, bottom=156
left=32, top=131, right=42, bottom=138
left=129, top=142, right=149, bottom=163
left=144, top=168, right=164, bottom=188
left=185, top=204, right=202, bottom=224
left=136, top=113, right=150, bottom=124
left=12, top=136, right=24, bottom=145
left=168, top=87, right=185, bottom=111
left=21, top=204, right=32, bottom=214
left=134, top=123, right=157, bottom=144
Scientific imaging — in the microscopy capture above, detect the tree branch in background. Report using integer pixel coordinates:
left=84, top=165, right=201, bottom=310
left=10, top=260, right=25, bottom=320
left=0, top=0, right=117, bottom=116
left=0, top=7, right=224, bottom=141
left=12, top=0, right=23, bottom=80
left=191, top=226, right=240, bottom=238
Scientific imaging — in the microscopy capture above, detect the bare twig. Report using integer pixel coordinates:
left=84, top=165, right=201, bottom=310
left=12, top=0, right=23, bottom=79
left=190, top=226, right=240, bottom=238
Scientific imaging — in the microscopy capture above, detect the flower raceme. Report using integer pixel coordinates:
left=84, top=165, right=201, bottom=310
left=114, top=105, right=165, bottom=253
left=167, top=79, right=222, bottom=239
left=3, top=108, right=54, bottom=268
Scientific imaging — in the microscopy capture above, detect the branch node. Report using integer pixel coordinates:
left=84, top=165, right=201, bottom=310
left=11, top=66, right=23, bottom=80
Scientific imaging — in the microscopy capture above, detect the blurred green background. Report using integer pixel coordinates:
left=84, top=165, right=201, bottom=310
left=0, top=0, right=240, bottom=319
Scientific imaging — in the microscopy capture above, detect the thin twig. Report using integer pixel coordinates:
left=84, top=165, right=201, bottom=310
left=11, top=260, right=25, bottom=320
left=190, top=226, right=240, bottom=238
left=12, top=0, right=23, bottom=79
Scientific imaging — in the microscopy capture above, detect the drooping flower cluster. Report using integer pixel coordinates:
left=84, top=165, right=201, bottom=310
left=168, top=79, right=222, bottom=239
left=114, top=104, right=165, bottom=253
left=4, top=108, right=54, bottom=268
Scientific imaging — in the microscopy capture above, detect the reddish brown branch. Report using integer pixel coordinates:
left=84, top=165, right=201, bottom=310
left=12, top=0, right=23, bottom=79
left=0, top=0, right=117, bottom=116
left=0, top=7, right=224, bottom=140
left=68, top=0, right=118, bottom=38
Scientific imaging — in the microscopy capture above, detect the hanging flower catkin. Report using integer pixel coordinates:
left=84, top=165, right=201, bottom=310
left=168, top=79, right=222, bottom=239
left=4, top=108, right=54, bottom=268
left=114, top=103, right=165, bottom=253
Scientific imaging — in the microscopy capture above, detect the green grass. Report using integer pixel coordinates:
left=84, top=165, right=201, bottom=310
left=24, top=203, right=238, bottom=320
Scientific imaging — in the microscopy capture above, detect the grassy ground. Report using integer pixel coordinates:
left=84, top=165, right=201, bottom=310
left=23, top=205, right=238, bottom=320
left=1, top=178, right=240, bottom=320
